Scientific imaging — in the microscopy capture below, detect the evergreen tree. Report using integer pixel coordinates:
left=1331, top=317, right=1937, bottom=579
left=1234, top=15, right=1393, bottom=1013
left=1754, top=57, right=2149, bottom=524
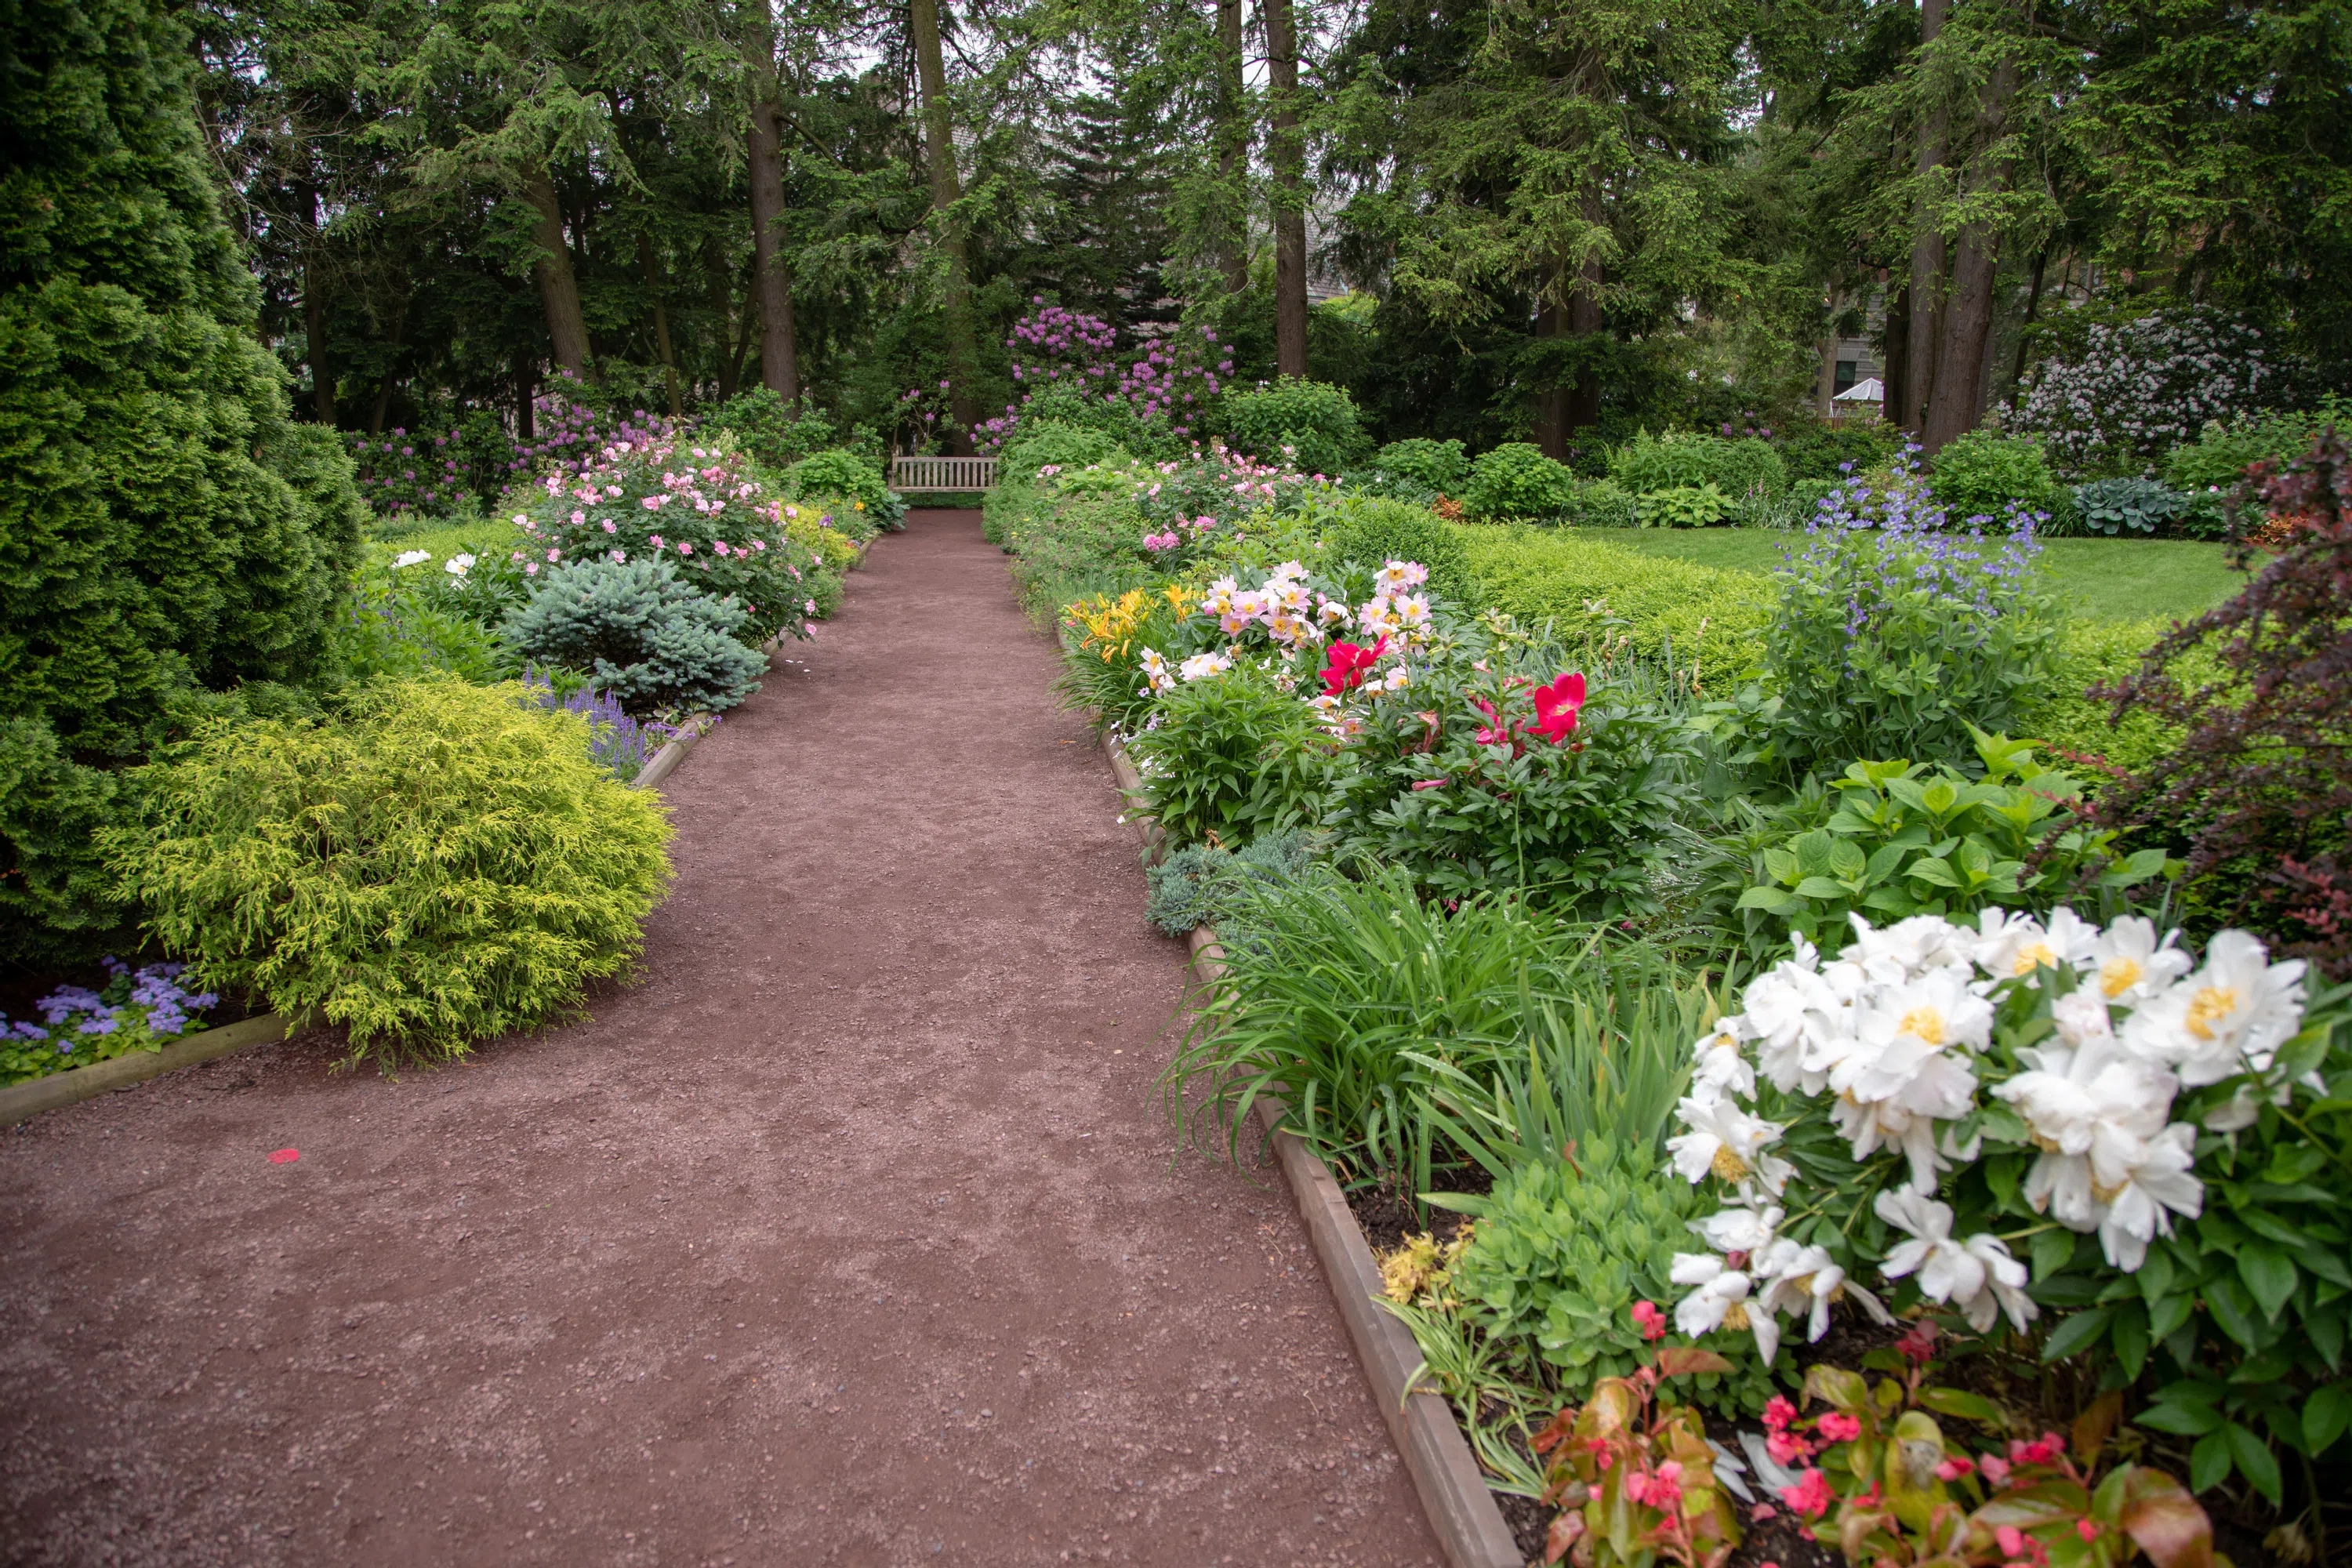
left=0, top=0, right=363, bottom=961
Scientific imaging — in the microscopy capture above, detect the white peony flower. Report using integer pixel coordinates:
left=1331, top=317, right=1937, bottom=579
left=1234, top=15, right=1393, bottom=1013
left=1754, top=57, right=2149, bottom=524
left=2122, top=929, right=2306, bottom=1087
left=1846, top=913, right=1975, bottom=983
left=394, top=549, right=432, bottom=568
left=1873, top=1189, right=2038, bottom=1332
left=2081, top=916, right=2191, bottom=1006
left=2051, top=988, right=2116, bottom=1047
left=1670, top=1254, right=1777, bottom=1363
left=1741, top=963, right=1849, bottom=1097
left=1997, top=1039, right=2202, bottom=1269
left=1751, top=1238, right=1889, bottom=1345
left=1690, top=1018, right=1757, bottom=1100
left=1177, top=651, right=1232, bottom=683
left=1971, top=908, right=2094, bottom=982
left=1667, top=1094, right=1795, bottom=1194
left=445, top=552, right=476, bottom=575
left=1691, top=1200, right=1783, bottom=1257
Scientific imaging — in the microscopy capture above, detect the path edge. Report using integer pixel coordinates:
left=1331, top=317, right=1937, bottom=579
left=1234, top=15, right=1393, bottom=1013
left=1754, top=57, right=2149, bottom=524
left=0, top=1012, right=291, bottom=1127
left=1102, top=732, right=1523, bottom=1568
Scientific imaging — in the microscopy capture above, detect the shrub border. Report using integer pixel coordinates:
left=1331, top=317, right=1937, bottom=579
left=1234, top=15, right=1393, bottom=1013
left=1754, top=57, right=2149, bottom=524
left=0, top=628, right=811, bottom=1128
left=1103, top=736, right=1523, bottom=1568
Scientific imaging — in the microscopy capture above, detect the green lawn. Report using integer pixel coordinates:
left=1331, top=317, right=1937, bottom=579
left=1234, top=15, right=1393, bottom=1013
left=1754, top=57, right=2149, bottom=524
left=365, top=510, right=518, bottom=567
left=1593, top=528, right=2252, bottom=624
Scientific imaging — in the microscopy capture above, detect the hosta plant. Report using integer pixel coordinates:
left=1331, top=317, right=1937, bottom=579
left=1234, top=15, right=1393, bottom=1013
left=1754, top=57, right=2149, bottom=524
left=1730, top=732, right=2172, bottom=955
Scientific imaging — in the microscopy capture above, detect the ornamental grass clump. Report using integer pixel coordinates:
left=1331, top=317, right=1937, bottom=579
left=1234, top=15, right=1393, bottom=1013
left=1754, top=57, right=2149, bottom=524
left=110, top=679, right=673, bottom=1070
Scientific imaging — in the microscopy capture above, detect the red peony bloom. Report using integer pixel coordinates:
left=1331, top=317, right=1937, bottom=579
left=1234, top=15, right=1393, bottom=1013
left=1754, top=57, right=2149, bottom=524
left=1529, top=672, right=1588, bottom=743
left=1320, top=636, right=1388, bottom=695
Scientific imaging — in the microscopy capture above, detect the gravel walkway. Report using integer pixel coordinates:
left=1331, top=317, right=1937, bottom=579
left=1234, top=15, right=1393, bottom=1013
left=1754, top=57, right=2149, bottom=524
left=0, top=510, right=1443, bottom=1567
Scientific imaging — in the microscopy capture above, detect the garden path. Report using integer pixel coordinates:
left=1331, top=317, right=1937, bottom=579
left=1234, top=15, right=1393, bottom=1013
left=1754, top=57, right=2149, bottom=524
left=0, top=510, right=1443, bottom=1568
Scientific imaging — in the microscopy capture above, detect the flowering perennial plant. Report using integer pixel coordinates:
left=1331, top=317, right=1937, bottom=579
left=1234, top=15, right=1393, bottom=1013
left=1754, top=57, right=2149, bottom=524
left=1530, top=1339, right=1745, bottom=1567
left=509, top=431, right=826, bottom=643
left=1747, top=1339, right=2214, bottom=1568
left=2015, top=309, right=2291, bottom=477
left=973, top=302, right=1233, bottom=452
left=518, top=666, right=686, bottom=782
left=1663, top=907, right=2309, bottom=1368
left=0, top=959, right=220, bottom=1086
left=347, top=384, right=664, bottom=516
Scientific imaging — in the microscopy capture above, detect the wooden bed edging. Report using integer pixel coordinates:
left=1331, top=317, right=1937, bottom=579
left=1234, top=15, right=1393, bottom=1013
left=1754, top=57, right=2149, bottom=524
left=1184, top=926, right=1526, bottom=1568
left=0, top=1011, right=290, bottom=1128
left=1099, top=728, right=1523, bottom=1568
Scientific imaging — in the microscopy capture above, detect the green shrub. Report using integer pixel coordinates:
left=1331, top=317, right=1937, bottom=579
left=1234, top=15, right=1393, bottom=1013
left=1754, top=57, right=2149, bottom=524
left=1926, top=429, right=2062, bottom=523
left=2071, top=477, right=2183, bottom=536
left=1003, top=489, right=1157, bottom=622
left=1127, top=667, right=1325, bottom=848
left=1725, top=732, right=2170, bottom=955
left=1772, top=414, right=1904, bottom=483
left=1634, top=483, right=1733, bottom=528
left=0, top=717, right=133, bottom=964
left=1456, top=526, right=1773, bottom=674
left=785, top=448, right=895, bottom=532
left=1463, top=443, right=1579, bottom=522
left=502, top=557, right=768, bottom=716
left=706, top=389, right=875, bottom=474
left=1373, top=437, right=1470, bottom=494
left=1319, top=497, right=1478, bottom=605
left=110, top=679, right=673, bottom=1069
left=1000, top=382, right=1181, bottom=461
left=2029, top=615, right=2187, bottom=779
left=1141, top=829, right=1317, bottom=937
left=998, top=419, right=1126, bottom=481
left=0, top=0, right=365, bottom=762
left=1220, top=379, right=1373, bottom=477
left=1443, top=1138, right=1776, bottom=1416
left=1609, top=430, right=1788, bottom=499
left=1563, top=478, right=1640, bottom=528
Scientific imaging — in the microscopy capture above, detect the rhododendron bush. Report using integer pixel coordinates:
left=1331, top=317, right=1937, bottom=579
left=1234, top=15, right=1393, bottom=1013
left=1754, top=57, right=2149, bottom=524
left=507, top=430, right=829, bottom=644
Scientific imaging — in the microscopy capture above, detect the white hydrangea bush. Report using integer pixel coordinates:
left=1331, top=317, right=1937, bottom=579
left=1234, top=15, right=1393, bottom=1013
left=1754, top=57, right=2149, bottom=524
left=1663, top=909, right=2309, bottom=1362
left=2013, top=308, right=2291, bottom=477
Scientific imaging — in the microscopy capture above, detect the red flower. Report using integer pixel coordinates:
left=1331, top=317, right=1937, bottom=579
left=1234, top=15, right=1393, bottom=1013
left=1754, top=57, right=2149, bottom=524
left=1529, top=672, right=1588, bottom=743
left=1761, top=1396, right=1798, bottom=1434
left=1631, top=1300, right=1668, bottom=1341
left=1320, top=637, right=1388, bottom=695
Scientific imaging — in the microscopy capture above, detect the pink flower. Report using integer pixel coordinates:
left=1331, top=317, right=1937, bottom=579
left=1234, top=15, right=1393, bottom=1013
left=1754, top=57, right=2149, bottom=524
left=1935, top=1455, right=1976, bottom=1482
left=1530, top=671, right=1588, bottom=743
left=641, top=495, right=662, bottom=509
left=1779, top=1469, right=1834, bottom=1520
left=2075, top=1519, right=2099, bottom=1542
left=1979, top=1454, right=2013, bottom=1486
left=1766, top=1431, right=1814, bottom=1466
left=677, top=542, right=692, bottom=555
left=1762, top=1396, right=1798, bottom=1434
left=1631, top=1300, right=1668, bottom=1341
left=602, top=519, right=617, bottom=533
left=649, top=535, right=664, bottom=549
left=1816, top=1413, right=1862, bottom=1443
left=752, top=539, right=765, bottom=551
left=1410, top=779, right=1450, bottom=791
left=524, top=562, right=539, bottom=575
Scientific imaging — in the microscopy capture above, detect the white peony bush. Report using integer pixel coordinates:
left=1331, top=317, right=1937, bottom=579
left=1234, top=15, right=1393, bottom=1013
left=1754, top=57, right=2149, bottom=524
left=1664, top=909, right=2308, bottom=1361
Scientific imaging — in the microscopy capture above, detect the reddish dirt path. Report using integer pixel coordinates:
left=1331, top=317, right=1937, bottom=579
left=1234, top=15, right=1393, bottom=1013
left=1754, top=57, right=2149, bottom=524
left=0, top=511, right=1443, bottom=1568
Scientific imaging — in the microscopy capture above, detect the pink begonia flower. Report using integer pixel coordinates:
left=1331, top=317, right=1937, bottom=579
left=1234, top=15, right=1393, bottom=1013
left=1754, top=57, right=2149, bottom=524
left=649, top=535, right=664, bottom=549
left=1778, top=1469, right=1833, bottom=1519
left=1816, top=1412, right=1862, bottom=1443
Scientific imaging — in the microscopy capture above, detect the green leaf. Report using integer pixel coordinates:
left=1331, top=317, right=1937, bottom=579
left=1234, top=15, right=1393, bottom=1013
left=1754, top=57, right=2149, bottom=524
left=2137, top=1400, right=2225, bottom=1438
left=2188, top=1430, right=2233, bottom=1493
left=2223, top=1421, right=2283, bottom=1504
left=1793, top=876, right=1852, bottom=900
left=2031, top=1226, right=2078, bottom=1281
left=1919, top=1388, right=2006, bottom=1425
left=2237, top=1247, right=2300, bottom=1322
left=1736, top=887, right=1795, bottom=912
left=2042, top=1306, right=2114, bottom=1363
left=2203, top=1276, right=2269, bottom=1351
left=2303, top=1385, right=2352, bottom=1454
left=2111, top=1300, right=2152, bottom=1381
left=1905, top=855, right=1962, bottom=888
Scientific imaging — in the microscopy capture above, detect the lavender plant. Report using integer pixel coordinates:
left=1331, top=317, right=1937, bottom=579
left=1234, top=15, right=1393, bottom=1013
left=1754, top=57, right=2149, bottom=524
left=1766, top=453, right=2061, bottom=775
left=518, top=666, right=690, bottom=782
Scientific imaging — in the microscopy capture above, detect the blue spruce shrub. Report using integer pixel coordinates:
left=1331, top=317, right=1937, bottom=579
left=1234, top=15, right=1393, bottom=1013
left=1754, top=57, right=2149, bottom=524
left=503, top=558, right=767, bottom=716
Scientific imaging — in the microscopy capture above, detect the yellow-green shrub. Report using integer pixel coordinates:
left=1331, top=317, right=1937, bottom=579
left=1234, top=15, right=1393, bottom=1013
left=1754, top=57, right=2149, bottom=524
left=2028, top=616, right=2194, bottom=779
left=110, top=678, right=673, bottom=1069
left=781, top=496, right=867, bottom=572
left=1453, top=524, right=1773, bottom=680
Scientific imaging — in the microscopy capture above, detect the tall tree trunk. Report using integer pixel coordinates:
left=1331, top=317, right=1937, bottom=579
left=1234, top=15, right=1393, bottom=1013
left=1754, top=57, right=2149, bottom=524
left=909, top=0, right=982, bottom=450
left=367, top=296, right=406, bottom=436
left=523, top=165, right=593, bottom=380
left=515, top=351, right=536, bottom=441
left=1922, top=58, right=2022, bottom=453
left=1214, top=0, right=1249, bottom=295
left=744, top=5, right=802, bottom=403
left=2005, top=245, right=2050, bottom=405
left=299, top=181, right=333, bottom=424
left=1902, top=0, right=1949, bottom=434
left=1563, top=264, right=1604, bottom=431
left=1534, top=289, right=1566, bottom=459
left=1263, top=0, right=1308, bottom=378
left=1882, top=284, right=1911, bottom=431
left=638, top=229, right=684, bottom=418
left=1816, top=289, right=1842, bottom=418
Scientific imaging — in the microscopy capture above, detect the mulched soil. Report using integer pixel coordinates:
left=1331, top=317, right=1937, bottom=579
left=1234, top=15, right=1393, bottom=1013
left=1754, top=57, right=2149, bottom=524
left=0, top=511, right=1444, bottom=1568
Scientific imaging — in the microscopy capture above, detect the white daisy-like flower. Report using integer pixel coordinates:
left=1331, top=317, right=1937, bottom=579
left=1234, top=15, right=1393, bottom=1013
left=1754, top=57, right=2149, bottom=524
left=1177, top=652, right=1231, bottom=682
left=1751, top=1238, right=1888, bottom=1345
left=1873, top=1189, right=2038, bottom=1332
left=1667, top=1094, right=1795, bottom=1193
left=1846, top=913, right=1976, bottom=983
left=1690, top=1018, right=1757, bottom=1100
